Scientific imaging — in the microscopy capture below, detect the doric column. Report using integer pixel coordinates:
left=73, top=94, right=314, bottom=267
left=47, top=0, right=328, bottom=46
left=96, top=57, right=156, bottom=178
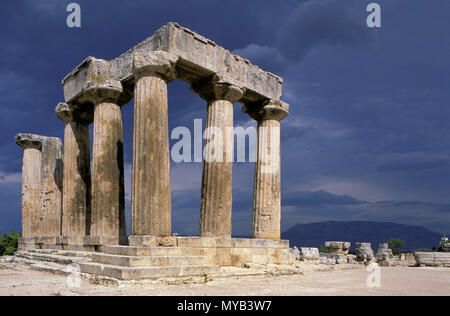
left=15, top=134, right=44, bottom=237
left=56, top=102, right=92, bottom=237
left=191, top=77, right=244, bottom=237
left=131, top=52, right=178, bottom=237
left=39, top=136, right=63, bottom=237
left=243, top=100, right=289, bottom=240
left=86, top=80, right=130, bottom=242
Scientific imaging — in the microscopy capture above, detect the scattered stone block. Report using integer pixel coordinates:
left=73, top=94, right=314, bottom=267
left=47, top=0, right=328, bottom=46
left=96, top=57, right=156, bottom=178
left=318, top=257, right=328, bottom=265
left=0, top=256, right=14, bottom=263
left=320, top=253, right=347, bottom=264
left=299, top=248, right=320, bottom=260
left=326, top=258, right=336, bottom=266
left=415, top=252, right=450, bottom=267
left=355, top=242, right=374, bottom=263
left=439, top=237, right=449, bottom=252
left=347, top=254, right=359, bottom=264
left=324, top=241, right=351, bottom=255
left=376, top=243, right=397, bottom=266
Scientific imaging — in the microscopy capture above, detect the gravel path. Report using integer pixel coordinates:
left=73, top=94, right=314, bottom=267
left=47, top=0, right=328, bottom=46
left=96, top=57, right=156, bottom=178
left=0, top=264, right=448, bottom=296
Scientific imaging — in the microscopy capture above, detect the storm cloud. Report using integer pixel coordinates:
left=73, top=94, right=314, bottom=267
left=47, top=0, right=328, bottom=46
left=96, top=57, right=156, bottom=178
left=0, top=0, right=449, bottom=235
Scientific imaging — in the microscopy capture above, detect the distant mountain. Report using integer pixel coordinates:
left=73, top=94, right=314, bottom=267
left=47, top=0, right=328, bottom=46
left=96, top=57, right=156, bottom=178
left=282, top=221, right=443, bottom=251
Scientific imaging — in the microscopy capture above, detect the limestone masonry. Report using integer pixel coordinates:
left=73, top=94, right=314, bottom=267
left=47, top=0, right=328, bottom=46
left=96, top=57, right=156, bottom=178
left=14, top=23, right=294, bottom=281
left=13, top=24, right=448, bottom=281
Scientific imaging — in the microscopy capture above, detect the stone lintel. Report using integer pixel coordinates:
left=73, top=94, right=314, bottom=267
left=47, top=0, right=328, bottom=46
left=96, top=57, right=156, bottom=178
left=133, top=51, right=178, bottom=81
left=243, top=99, right=289, bottom=122
left=55, top=102, right=93, bottom=124
left=15, top=133, right=45, bottom=150
left=62, top=57, right=131, bottom=107
left=63, top=23, right=283, bottom=105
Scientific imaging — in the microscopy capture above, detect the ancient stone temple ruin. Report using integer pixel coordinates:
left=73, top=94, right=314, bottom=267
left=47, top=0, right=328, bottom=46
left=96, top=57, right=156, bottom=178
left=14, top=23, right=295, bottom=281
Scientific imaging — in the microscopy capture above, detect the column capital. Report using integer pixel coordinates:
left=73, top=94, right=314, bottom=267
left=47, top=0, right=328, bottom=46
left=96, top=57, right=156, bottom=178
left=133, top=51, right=178, bottom=82
left=243, top=99, right=289, bottom=122
left=15, top=133, right=44, bottom=150
left=190, top=75, right=244, bottom=103
left=85, top=79, right=131, bottom=106
left=55, top=102, right=93, bottom=124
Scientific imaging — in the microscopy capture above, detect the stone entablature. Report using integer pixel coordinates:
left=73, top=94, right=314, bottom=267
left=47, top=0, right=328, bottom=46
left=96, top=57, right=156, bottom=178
left=62, top=23, right=282, bottom=107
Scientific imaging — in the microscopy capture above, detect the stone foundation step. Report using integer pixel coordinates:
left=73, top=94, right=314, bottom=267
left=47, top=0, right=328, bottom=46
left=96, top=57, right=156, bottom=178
left=15, top=251, right=91, bottom=265
left=103, top=246, right=205, bottom=257
left=20, top=248, right=92, bottom=259
left=91, top=253, right=205, bottom=267
left=79, top=262, right=220, bottom=280
left=13, top=257, right=73, bottom=276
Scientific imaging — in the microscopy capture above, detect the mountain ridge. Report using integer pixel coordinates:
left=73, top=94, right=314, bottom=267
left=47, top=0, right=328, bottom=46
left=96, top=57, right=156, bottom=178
left=281, top=221, right=443, bottom=251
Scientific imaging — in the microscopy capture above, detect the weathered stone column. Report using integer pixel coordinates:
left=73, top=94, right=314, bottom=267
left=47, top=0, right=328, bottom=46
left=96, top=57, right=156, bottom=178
left=191, top=77, right=244, bottom=237
left=56, top=102, right=92, bottom=237
left=130, top=52, right=178, bottom=238
left=15, top=134, right=44, bottom=237
left=39, top=136, right=63, bottom=237
left=86, top=80, right=129, bottom=242
left=244, top=100, right=289, bottom=240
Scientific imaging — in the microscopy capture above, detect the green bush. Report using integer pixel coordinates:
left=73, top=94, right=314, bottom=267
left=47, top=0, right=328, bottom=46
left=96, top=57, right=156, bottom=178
left=387, top=238, right=405, bottom=255
left=415, top=248, right=432, bottom=252
left=0, top=231, right=21, bottom=256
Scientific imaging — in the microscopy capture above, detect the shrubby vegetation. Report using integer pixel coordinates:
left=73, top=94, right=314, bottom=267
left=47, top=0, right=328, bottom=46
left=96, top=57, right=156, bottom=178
left=415, top=248, right=433, bottom=252
left=387, top=238, right=405, bottom=255
left=0, top=231, right=21, bottom=256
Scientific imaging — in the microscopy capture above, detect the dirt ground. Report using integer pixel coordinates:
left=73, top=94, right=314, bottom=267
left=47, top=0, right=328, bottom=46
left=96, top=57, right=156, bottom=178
left=0, top=264, right=448, bottom=296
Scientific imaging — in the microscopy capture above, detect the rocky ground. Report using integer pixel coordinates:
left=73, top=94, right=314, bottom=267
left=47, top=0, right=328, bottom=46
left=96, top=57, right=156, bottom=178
left=0, top=261, right=448, bottom=296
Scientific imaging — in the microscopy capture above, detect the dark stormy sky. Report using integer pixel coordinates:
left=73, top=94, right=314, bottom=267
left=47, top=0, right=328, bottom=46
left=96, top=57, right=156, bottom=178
left=0, top=0, right=449, bottom=236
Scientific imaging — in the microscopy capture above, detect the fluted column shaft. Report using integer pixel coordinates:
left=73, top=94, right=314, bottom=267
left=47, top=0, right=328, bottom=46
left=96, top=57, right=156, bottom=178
left=253, top=119, right=281, bottom=239
left=62, top=121, right=91, bottom=236
left=22, top=148, right=42, bottom=237
left=85, top=79, right=130, bottom=243
left=56, top=103, right=92, bottom=237
left=40, top=137, right=63, bottom=237
left=132, top=75, right=171, bottom=236
left=131, top=51, right=177, bottom=237
left=200, top=99, right=234, bottom=237
left=91, top=101, right=126, bottom=238
left=191, top=80, right=243, bottom=237
left=16, top=134, right=44, bottom=238
left=244, top=101, right=289, bottom=240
